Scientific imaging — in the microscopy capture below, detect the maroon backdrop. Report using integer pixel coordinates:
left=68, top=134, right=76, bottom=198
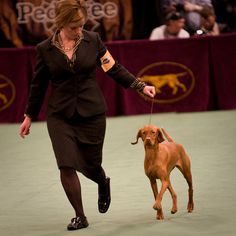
left=0, top=47, right=32, bottom=123
left=106, top=37, right=210, bottom=115
left=0, top=33, right=236, bottom=123
left=209, top=34, right=236, bottom=110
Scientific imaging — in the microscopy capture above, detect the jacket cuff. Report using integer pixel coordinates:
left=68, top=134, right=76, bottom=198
left=130, top=78, right=147, bottom=92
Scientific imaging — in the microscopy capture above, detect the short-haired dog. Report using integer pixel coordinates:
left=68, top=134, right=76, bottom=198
left=131, top=125, right=194, bottom=220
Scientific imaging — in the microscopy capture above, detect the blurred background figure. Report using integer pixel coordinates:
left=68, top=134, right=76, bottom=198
left=0, top=0, right=23, bottom=47
left=0, top=0, right=236, bottom=47
left=85, top=0, right=133, bottom=41
left=16, top=0, right=53, bottom=45
left=195, top=6, right=220, bottom=36
left=213, top=0, right=236, bottom=33
left=132, top=0, right=164, bottom=39
left=149, top=11, right=190, bottom=40
left=162, top=0, right=213, bottom=35
left=99, top=0, right=133, bottom=41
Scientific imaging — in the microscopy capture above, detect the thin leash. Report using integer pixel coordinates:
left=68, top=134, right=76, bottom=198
left=148, top=97, right=155, bottom=125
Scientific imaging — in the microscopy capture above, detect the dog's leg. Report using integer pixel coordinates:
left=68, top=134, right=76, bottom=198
left=153, top=179, right=169, bottom=220
left=149, top=179, right=164, bottom=220
left=167, top=181, right=177, bottom=214
left=185, top=171, right=194, bottom=213
left=156, top=208, right=164, bottom=220
left=176, top=158, right=194, bottom=213
left=150, top=178, right=158, bottom=199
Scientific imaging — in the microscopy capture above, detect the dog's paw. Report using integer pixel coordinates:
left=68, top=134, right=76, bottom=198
left=153, top=204, right=158, bottom=211
left=153, top=203, right=160, bottom=211
left=156, top=211, right=164, bottom=220
left=171, top=208, right=177, bottom=214
left=153, top=202, right=161, bottom=211
left=187, top=202, right=194, bottom=212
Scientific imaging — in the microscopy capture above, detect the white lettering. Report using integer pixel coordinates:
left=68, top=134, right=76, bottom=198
left=16, top=3, right=34, bottom=23
left=16, top=0, right=118, bottom=34
left=34, top=7, right=45, bottom=22
left=104, top=2, right=117, bottom=18
left=87, top=1, right=118, bottom=20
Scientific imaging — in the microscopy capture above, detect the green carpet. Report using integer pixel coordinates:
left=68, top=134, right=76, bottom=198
left=1, top=110, right=236, bottom=236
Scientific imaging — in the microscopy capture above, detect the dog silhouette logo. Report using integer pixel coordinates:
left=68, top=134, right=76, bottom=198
left=137, top=61, right=195, bottom=104
left=0, top=75, right=16, bottom=112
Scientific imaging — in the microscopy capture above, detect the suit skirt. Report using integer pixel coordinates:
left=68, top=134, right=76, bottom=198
left=46, top=112, right=106, bottom=181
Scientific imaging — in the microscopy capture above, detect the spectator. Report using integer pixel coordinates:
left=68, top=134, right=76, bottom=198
left=149, top=11, right=190, bottom=40
left=162, top=0, right=213, bottom=35
left=196, top=6, right=220, bottom=36
left=214, top=0, right=236, bottom=33
left=0, top=0, right=23, bottom=47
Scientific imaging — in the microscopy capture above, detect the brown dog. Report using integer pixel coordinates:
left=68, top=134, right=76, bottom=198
left=131, top=125, right=194, bottom=220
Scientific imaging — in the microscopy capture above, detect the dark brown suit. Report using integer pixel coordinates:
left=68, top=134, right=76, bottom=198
left=25, top=30, right=136, bottom=179
left=26, top=30, right=135, bottom=119
left=26, top=30, right=108, bottom=119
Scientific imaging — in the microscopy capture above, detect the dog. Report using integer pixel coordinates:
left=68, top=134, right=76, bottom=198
left=131, top=125, right=194, bottom=220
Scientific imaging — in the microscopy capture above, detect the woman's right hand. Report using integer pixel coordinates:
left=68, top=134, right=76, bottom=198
left=19, top=116, right=32, bottom=138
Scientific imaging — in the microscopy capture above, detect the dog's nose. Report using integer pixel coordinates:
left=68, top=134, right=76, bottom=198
left=145, top=137, right=152, bottom=144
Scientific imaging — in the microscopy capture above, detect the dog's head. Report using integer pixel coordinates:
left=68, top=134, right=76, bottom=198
left=131, top=125, right=165, bottom=147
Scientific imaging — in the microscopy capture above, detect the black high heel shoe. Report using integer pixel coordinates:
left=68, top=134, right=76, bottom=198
left=98, top=177, right=111, bottom=213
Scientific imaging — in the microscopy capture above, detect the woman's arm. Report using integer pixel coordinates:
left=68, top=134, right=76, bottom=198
left=24, top=45, right=50, bottom=119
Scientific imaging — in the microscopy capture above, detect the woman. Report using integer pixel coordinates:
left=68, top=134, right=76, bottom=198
left=19, top=0, right=155, bottom=231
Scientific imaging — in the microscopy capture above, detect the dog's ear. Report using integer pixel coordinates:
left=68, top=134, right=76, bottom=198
left=157, top=129, right=165, bottom=143
left=131, top=129, right=141, bottom=145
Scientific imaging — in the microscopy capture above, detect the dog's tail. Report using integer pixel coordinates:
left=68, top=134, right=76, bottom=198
left=161, top=128, right=174, bottom=142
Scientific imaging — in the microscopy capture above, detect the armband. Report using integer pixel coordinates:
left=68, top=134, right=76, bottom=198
left=100, top=50, right=115, bottom=72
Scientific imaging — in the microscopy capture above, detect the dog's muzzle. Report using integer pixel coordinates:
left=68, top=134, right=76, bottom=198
left=145, top=137, right=153, bottom=146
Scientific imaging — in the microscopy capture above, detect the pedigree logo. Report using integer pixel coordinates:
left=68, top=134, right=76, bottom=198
left=137, top=62, right=195, bottom=104
left=16, top=0, right=118, bottom=34
left=0, top=75, right=16, bottom=112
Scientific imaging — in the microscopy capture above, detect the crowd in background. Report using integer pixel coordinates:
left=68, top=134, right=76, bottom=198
left=0, top=0, right=236, bottom=47
left=134, top=0, right=236, bottom=40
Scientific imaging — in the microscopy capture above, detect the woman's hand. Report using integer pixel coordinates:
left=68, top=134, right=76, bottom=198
left=143, top=86, right=156, bottom=98
left=19, top=116, right=32, bottom=138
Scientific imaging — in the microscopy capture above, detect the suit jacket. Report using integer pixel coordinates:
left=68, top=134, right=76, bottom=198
left=25, top=30, right=135, bottom=119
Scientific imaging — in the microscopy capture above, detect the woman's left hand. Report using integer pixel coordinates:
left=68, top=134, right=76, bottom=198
left=143, top=86, right=156, bottom=98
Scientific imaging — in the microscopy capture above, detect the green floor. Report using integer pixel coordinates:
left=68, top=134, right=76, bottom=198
left=1, top=110, right=236, bottom=236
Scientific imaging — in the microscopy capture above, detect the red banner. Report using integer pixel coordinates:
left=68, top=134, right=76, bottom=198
left=110, top=38, right=211, bottom=115
left=210, top=34, right=236, bottom=110
left=0, top=48, right=33, bottom=123
left=0, top=34, right=236, bottom=123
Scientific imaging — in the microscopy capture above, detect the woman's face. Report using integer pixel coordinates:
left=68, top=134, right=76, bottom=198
left=202, top=15, right=215, bottom=31
left=62, top=18, right=85, bottom=39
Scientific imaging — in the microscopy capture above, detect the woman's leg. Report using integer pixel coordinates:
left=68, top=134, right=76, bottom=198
left=60, top=167, right=85, bottom=218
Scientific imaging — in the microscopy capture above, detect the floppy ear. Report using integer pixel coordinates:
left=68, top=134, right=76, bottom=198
left=157, top=129, right=165, bottom=143
left=131, top=129, right=142, bottom=145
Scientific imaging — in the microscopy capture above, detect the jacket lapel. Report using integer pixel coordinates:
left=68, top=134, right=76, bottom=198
left=44, top=31, right=91, bottom=73
left=73, top=31, right=91, bottom=72
left=46, top=38, right=75, bottom=72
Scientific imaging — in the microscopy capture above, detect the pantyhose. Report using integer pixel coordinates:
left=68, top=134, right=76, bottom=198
left=60, top=167, right=85, bottom=218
